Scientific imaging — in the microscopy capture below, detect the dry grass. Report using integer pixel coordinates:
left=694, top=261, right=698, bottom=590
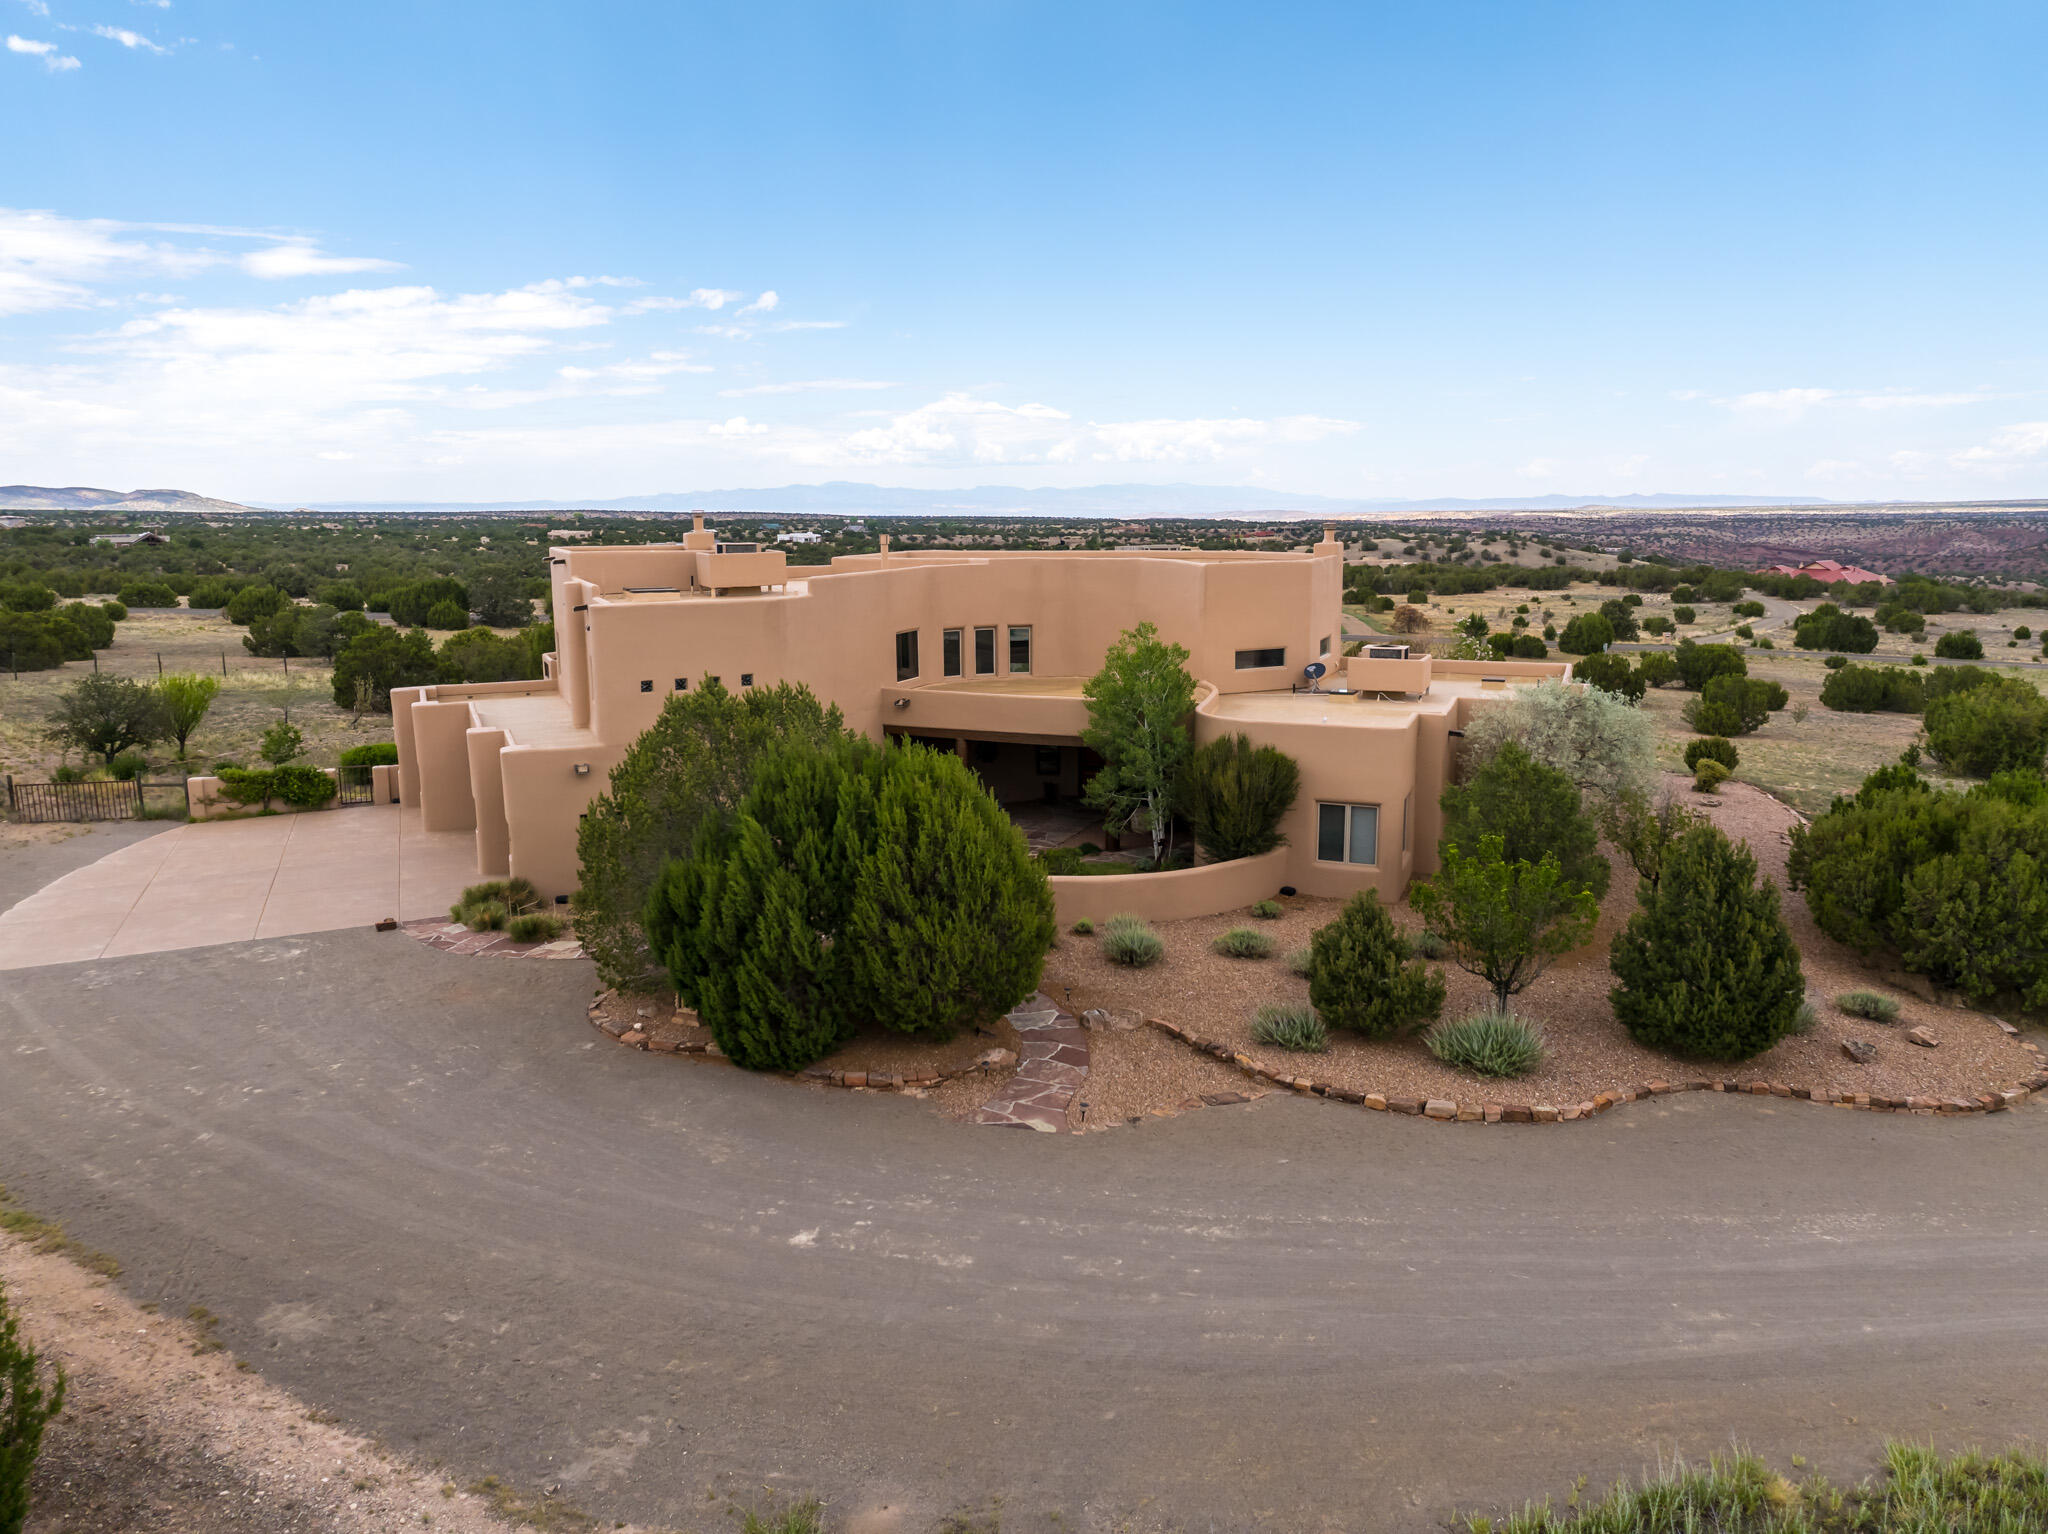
left=0, top=611, right=391, bottom=778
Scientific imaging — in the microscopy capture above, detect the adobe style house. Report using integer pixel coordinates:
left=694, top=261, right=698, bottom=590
left=392, top=519, right=1569, bottom=916
left=1757, top=558, right=1891, bottom=586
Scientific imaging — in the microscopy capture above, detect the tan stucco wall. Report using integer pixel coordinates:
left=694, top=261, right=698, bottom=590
left=1050, top=848, right=1291, bottom=926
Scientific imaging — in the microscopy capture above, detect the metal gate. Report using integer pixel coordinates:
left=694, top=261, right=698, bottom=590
left=336, top=763, right=376, bottom=806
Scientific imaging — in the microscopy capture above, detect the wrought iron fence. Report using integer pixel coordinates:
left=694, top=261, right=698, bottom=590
left=5, top=776, right=190, bottom=823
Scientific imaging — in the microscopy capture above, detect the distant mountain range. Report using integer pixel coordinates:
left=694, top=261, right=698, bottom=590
left=0, top=484, right=263, bottom=515
left=2, top=480, right=1836, bottom=519
left=273, top=482, right=1834, bottom=516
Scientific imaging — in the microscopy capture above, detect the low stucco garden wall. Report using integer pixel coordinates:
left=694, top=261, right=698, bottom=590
left=1048, top=847, right=1289, bottom=927
left=186, top=763, right=399, bottom=820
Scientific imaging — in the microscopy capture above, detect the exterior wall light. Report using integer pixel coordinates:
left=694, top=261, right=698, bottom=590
left=892, top=697, right=911, bottom=710
left=573, top=762, right=591, bottom=775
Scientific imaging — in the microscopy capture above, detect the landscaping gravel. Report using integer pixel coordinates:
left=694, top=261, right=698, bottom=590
left=1040, top=775, right=2039, bottom=1114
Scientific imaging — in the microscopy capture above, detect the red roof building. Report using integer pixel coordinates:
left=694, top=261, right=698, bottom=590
left=1758, top=558, right=1891, bottom=586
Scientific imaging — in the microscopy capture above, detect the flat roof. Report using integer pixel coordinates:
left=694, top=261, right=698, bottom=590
left=917, top=675, right=1089, bottom=698
left=466, top=692, right=601, bottom=749
left=1204, top=676, right=1539, bottom=728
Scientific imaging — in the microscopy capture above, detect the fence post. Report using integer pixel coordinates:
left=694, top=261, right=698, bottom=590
left=134, top=776, right=145, bottom=819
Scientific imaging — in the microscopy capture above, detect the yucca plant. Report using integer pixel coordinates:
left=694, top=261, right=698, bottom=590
left=1284, top=946, right=1314, bottom=978
left=1425, top=1006, right=1546, bottom=1078
left=1251, top=1003, right=1327, bottom=1052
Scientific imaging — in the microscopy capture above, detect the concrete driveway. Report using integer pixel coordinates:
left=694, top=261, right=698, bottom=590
left=2, top=911, right=2046, bottom=1532
left=0, top=804, right=476, bottom=969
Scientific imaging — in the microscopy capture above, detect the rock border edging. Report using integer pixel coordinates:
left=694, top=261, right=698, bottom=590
left=1144, top=1017, right=2046, bottom=1122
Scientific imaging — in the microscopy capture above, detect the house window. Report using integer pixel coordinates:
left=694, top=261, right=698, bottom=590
left=974, top=626, right=997, bottom=675
left=1008, top=625, right=1032, bottom=673
left=639, top=679, right=653, bottom=693
left=1320, top=635, right=1332, bottom=656
left=943, top=628, right=963, bottom=677
left=1316, top=802, right=1380, bottom=866
left=741, top=673, right=754, bottom=688
left=674, top=678, right=688, bottom=691
left=895, top=629, right=919, bottom=682
left=1235, top=647, right=1286, bottom=669
left=1401, top=793, right=1410, bottom=853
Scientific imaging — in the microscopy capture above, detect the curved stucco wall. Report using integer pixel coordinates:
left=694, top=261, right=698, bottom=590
left=1048, top=847, right=1290, bottom=926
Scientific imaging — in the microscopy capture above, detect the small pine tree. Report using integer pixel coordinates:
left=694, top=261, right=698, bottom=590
left=844, top=745, right=1056, bottom=1039
left=1442, top=740, right=1610, bottom=900
left=1, top=1279, right=67, bottom=1534
left=1307, top=891, right=1445, bottom=1038
left=1609, top=823, right=1806, bottom=1060
left=1411, top=835, right=1601, bottom=1009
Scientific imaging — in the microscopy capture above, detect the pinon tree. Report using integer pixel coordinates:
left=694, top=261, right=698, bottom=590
left=1609, top=822, right=1806, bottom=1060
left=574, top=678, right=846, bottom=988
left=1441, top=739, right=1611, bottom=900
left=1, top=1279, right=67, bottom=1534
left=1307, top=890, right=1445, bottom=1038
left=647, top=737, right=1055, bottom=1070
left=1082, top=621, right=1196, bottom=867
left=1177, top=733, right=1301, bottom=861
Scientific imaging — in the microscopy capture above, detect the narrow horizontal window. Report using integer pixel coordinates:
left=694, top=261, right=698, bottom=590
left=1235, top=647, right=1286, bottom=669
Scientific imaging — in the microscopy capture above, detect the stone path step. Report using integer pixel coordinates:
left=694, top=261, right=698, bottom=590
left=972, top=993, right=1089, bottom=1132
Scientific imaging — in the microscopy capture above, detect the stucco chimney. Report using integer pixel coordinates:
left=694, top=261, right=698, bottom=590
left=879, top=533, right=891, bottom=562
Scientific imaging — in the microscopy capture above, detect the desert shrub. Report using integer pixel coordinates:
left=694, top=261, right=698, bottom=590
left=1935, top=630, right=1985, bottom=660
left=260, top=719, right=305, bottom=766
left=1836, top=989, right=1901, bottom=1023
left=1176, top=732, right=1300, bottom=863
left=1250, top=1003, right=1327, bottom=1053
left=224, top=583, right=288, bottom=624
left=1672, top=640, right=1747, bottom=690
left=1732, top=599, right=1766, bottom=619
left=1556, top=612, right=1614, bottom=655
left=1101, top=914, right=1165, bottom=968
left=1640, top=614, right=1672, bottom=636
left=337, top=741, right=399, bottom=767
left=1682, top=674, right=1788, bottom=735
left=1790, top=999, right=1819, bottom=1034
left=214, top=767, right=276, bottom=807
left=1307, top=890, right=1445, bottom=1037
left=1672, top=604, right=1696, bottom=624
left=1443, top=740, right=1609, bottom=899
left=270, top=764, right=336, bottom=808
left=425, top=598, right=469, bottom=630
left=105, top=750, right=148, bottom=781
left=1570, top=651, right=1645, bottom=703
left=1820, top=664, right=1924, bottom=714
left=1456, top=680, right=1655, bottom=805
left=1, top=1278, right=68, bottom=1534
left=506, top=913, right=564, bottom=944
left=1249, top=898, right=1283, bottom=919
left=464, top=900, right=509, bottom=932
left=43, top=673, right=166, bottom=762
left=1682, top=736, right=1739, bottom=772
left=646, top=737, right=1055, bottom=1069
left=1212, top=926, right=1274, bottom=959
left=1038, top=846, right=1086, bottom=876
left=1070, top=919, right=1094, bottom=936
left=1634, top=652, right=1678, bottom=690
left=1825, top=653, right=1849, bottom=669
left=1284, top=946, right=1314, bottom=977
left=117, top=579, right=179, bottom=609
left=1424, top=1006, right=1546, bottom=1078
left=330, top=626, right=441, bottom=713
left=1692, top=760, right=1730, bottom=792
left=1922, top=674, right=2048, bottom=776
left=1610, top=822, right=1805, bottom=1060
left=1792, top=603, right=1880, bottom=653
left=50, top=765, right=81, bottom=784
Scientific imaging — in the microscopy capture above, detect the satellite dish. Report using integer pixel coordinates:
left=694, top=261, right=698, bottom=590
left=1303, top=661, right=1327, bottom=680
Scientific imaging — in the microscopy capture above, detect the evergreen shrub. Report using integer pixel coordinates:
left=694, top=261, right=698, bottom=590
left=1307, top=891, right=1445, bottom=1038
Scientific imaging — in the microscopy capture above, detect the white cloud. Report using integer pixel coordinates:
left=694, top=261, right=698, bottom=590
left=718, top=377, right=897, bottom=397
left=1851, top=391, right=1986, bottom=410
left=737, top=290, right=779, bottom=315
left=769, top=319, right=844, bottom=331
left=91, top=23, right=165, bottom=51
left=131, top=0, right=171, bottom=8
left=1517, top=457, right=1560, bottom=480
left=240, top=243, right=402, bottom=279
left=0, top=207, right=215, bottom=313
left=1727, top=387, right=1835, bottom=418
left=627, top=287, right=744, bottom=313
left=830, top=393, right=1076, bottom=466
left=1953, top=421, right=2048, bottom=466
left=1089, top=413, right=1359, bottom=464
left=8, top=34, right=79, bottom=69
left=18, top=0, right=51, bottom=15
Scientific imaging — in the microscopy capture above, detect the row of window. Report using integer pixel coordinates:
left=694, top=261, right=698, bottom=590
left=896, top=625, right=1033, bottom=682
left=640, top=674, right=753, bottom=693
left=1229, top=634, right=1334, bottom=671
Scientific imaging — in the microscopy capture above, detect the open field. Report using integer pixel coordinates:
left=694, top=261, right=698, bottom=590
left=0, top=610, right=390, bottom=781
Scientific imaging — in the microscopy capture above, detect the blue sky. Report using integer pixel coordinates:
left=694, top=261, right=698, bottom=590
left=5, top=0, right=2045, bottom=504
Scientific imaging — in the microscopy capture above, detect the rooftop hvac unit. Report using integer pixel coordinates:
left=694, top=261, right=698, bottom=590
left=1365, top=644, right=1410, bottom=660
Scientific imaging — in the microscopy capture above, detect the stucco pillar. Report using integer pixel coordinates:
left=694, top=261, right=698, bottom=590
left=391, top=686, right=425, bottom=807
left=412, top=701, right=477, bottom=833
left=466, top=726, right=510, bottom=877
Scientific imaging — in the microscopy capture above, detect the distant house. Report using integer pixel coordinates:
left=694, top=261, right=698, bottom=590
left=1759, top=558, right=1891, bottom=586
left=777, top=530, right=823, bottom=544
left=91, top=531, right=168, bottom=547
left=547, top=529, right=597, bottom=540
